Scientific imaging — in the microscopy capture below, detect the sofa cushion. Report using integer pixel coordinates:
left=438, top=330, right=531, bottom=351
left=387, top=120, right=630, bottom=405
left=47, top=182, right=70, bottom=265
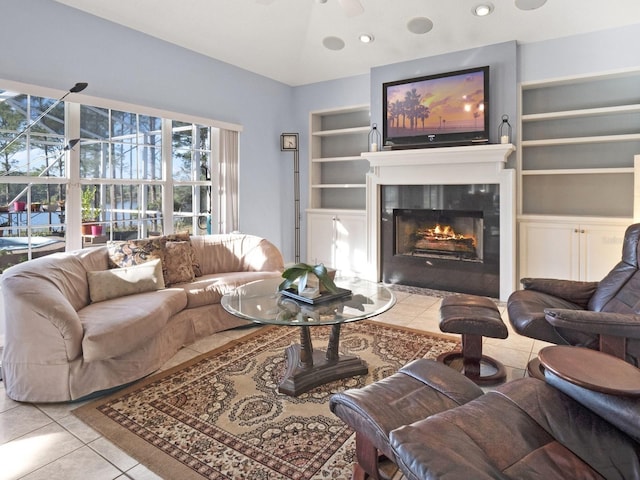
left=79, top=288, right=187, bottom=362
left=107, top=238, right=166, bottom=270
left=163, top=241, right=196, bottom=285
left=160, top=232, right=202, bottom=277
left=87, top=258, right=165, bottom=303
left=179, top=271, right=282, bottom=309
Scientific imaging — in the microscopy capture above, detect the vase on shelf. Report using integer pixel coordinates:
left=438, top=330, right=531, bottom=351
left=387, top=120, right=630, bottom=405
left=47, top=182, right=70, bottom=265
left=368, top=123, right=381, bottom=152
left=499, top=114, right=512, bottom=144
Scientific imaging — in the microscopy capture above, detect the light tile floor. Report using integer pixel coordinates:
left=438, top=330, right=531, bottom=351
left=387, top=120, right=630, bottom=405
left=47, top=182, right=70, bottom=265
left=0, top=291, right=551, bottom=480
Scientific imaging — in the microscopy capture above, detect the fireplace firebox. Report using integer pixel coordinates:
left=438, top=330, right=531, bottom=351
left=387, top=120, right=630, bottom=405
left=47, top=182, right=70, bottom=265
left=394, top=209, right=484, bottom=262
left=381, top=184, right=500, bottom=297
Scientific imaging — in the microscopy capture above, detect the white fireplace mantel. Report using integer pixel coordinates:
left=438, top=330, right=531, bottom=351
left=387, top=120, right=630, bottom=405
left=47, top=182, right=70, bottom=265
left=362, top=143, right=516, bottom=300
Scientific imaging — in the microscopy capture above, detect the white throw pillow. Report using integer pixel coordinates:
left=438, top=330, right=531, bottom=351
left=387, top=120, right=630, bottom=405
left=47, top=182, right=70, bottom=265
left=87, top=258, right=165, bottom=303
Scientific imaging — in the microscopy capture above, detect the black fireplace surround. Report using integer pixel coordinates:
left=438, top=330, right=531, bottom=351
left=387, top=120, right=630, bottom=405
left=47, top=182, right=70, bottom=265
left=381, top=184, right=500, bottom=298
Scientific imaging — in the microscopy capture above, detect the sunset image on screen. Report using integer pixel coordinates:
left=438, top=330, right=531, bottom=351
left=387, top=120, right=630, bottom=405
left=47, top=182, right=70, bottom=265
left=386, top=70, right=485, bottom=138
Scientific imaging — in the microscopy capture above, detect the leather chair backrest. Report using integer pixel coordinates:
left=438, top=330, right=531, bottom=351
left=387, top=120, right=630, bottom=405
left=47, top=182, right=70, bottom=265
left=589, top=224, right=640, bottom=314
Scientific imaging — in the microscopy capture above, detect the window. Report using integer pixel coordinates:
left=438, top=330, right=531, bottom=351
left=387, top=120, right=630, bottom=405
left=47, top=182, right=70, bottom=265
left=79, top=106, right=167, bottom=238
left=0, top=84, right=239, bottom=270
left=0, top=91, right=67, bottom=269
left=172, top=121, right=213, bottom=233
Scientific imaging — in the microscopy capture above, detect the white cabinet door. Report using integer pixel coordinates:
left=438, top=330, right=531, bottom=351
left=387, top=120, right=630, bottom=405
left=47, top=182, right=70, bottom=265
left=519, top=222, right=578, bottom=281
left=580, top=224, right=627, bottom=281
left=307, top=211, right=366, bottom=275
left=307, top=212, right=335, bottom=267
left=333, top=213, right=367, bottom=276
left=519, top=220, right=630, bottom=283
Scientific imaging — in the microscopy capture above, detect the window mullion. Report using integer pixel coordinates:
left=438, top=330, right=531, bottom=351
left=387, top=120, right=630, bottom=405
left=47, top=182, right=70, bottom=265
left=65, top=101, right=82, bottom=251
left=161, top=119, right=173, bottom=234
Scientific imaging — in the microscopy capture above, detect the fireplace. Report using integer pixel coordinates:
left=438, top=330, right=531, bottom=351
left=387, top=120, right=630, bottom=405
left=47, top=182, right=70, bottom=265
left=363, top=144, right=515, bottom=300
left=394, top=209, right=484, bottom=262
left=381, top=184, right=500, bottom=298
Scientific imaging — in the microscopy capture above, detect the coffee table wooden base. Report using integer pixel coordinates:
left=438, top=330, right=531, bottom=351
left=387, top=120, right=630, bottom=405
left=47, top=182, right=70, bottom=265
left=277, top=323, right=368, bottom=396
left=278, top=344, right=368, bottom=396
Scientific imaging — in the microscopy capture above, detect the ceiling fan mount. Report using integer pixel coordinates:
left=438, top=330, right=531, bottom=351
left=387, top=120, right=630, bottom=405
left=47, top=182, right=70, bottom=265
left=335, top=0, right=364, bottom=17
left=258, top=0, right=364, bottom=17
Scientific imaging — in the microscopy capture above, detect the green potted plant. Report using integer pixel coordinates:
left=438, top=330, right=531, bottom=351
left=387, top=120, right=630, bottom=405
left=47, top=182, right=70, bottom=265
left=81, top=187, right=102, bottom=235
left=279, top=262, right=338, bottom=294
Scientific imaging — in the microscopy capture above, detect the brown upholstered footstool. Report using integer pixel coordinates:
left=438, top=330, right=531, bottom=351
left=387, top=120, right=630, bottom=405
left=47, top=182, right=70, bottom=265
left=438, top=294, right=508, bottom=385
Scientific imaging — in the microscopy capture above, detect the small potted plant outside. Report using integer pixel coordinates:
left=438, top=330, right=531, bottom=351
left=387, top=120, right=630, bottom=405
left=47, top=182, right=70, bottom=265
left=81, top=187, right=102, bottom=235
left=279, top=262, right=339, bottom=297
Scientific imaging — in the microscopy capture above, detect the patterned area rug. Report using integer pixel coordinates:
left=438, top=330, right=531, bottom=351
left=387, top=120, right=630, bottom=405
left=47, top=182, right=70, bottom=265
left=74, top=321, right=459, bottom=479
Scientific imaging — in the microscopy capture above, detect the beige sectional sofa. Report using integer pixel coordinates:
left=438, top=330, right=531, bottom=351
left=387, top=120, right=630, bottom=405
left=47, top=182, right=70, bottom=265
left=1, top=233, right=284, bottom=402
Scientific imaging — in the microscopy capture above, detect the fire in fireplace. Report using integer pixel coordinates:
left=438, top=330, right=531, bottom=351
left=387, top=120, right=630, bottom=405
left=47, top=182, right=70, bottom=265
left=394, top=209, right=484, bottom=262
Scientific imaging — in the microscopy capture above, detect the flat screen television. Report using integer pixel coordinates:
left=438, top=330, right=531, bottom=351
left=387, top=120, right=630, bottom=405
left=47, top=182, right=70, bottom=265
left=382, top=66, right=490, bottom=149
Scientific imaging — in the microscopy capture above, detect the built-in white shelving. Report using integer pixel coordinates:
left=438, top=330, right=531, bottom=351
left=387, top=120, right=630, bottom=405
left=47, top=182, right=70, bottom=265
left=516, top=69, right=640, bottom=282
left=518, top=68, right=640, bottom=218
left=306, top=105, right=370, bottom=274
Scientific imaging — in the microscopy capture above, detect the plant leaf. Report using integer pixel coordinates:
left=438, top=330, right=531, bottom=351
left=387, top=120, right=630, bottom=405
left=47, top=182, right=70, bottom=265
left=312, top=263, right=338, bottom=293
left=281, top=265, right=311, bottom=281
left=297, top=271, right=308, bottom=293
left=278, top=262, right=337, bottom=293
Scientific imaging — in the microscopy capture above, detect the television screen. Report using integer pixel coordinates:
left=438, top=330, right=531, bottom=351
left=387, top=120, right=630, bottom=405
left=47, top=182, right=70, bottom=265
left=383, top=66, right=490, bottom=149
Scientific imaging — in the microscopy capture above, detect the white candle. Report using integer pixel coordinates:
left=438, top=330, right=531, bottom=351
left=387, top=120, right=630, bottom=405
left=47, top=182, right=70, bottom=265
left=370, top=143, right=378, bottom=152
left=500, top=135, right=509, bottom=144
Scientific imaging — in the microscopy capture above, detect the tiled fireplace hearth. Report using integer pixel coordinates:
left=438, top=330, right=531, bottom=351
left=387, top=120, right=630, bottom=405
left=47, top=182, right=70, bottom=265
left=363, top=144, right=516, bottom=300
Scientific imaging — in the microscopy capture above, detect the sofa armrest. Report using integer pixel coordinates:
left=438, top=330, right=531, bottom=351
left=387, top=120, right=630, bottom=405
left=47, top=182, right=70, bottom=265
left=544, top=308, right=640, bottom=340
left=241, top=237, right=285, bottom=272
left=521, top=278, right=598, bottom=308
left=192, top=234, right=284, bottom=275
left=2, top=275, right=84, bottom=363
left=545, top=369, right=640, bottom=443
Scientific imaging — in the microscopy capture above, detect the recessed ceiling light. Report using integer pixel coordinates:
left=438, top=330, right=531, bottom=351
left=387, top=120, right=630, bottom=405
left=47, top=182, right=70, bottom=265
left=359, top=33, right=374, bottom=43
left=515, top=0, right=546, bottom=10
left=472, top=3, right=494, bottom=16
left=322, top=36, right=345, bottom=50
left=407, top=17, right=434, bottom=35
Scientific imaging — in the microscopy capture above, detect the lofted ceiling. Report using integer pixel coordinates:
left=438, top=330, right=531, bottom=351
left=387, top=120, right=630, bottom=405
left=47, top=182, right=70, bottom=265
left=53, top=0, right=640, bottom=86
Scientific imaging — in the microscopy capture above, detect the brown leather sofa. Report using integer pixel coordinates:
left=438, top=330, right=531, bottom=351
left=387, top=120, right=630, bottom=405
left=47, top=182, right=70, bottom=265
left=330, top=357, right=640, bottom=479
left=507, top=222, right=640, bottom=376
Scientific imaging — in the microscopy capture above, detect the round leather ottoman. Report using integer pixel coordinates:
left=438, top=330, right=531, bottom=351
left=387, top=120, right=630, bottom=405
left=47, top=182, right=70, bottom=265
left=438, top=294, right=508, bottom=385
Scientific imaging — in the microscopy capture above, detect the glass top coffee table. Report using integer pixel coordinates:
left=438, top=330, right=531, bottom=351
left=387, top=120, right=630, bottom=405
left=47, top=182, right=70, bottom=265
left=221, top=277, right=395, bottom=396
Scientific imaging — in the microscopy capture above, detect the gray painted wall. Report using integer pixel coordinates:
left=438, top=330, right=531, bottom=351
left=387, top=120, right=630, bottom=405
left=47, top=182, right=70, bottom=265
left=1, top=0, right=639, bottom=263
left=518, top=24, right=640, bottom=83
left=370, top=41, right=518, bottom=146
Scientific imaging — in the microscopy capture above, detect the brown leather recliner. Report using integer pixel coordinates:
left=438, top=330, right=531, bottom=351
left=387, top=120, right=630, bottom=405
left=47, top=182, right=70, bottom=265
left=507, top=222, right=640, bottom=375
left=330, top=357, right=640, bottom=479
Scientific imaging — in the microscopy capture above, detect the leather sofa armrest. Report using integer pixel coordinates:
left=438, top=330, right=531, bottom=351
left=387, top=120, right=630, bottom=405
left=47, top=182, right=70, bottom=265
left=544, top=309, right=640, bottom=340
left=545, top=369, right=640, bottom=443
left=521, top=278, right=598, bottom=308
